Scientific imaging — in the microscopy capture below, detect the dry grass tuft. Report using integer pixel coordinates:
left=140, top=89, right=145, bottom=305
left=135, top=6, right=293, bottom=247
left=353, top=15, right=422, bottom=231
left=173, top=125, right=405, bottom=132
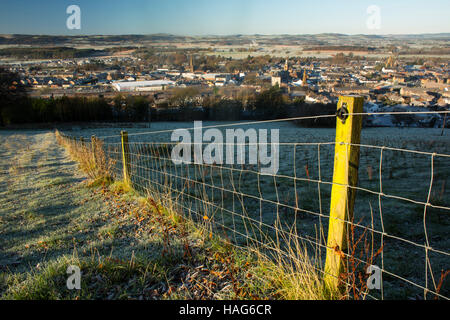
left=55, top=130, right=115, bottom=183
left=245, top=221, right=342, bottom=300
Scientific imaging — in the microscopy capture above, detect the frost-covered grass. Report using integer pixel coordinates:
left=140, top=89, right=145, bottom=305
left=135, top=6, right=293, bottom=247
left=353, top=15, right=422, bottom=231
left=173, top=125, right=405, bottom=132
left=0, top=131, right=210, bottom=299
left=1, top=130, right=333, bottom=300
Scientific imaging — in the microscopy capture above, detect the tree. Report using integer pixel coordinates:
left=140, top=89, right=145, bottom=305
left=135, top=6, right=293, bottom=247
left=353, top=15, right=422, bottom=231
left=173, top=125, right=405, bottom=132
left=128, top=96, right=150, bottom=121
left=169, top=87, right=200, bottom=107
left=254, top=85, right=284, bottom=118
left=0, top=67, right=29, bottom=125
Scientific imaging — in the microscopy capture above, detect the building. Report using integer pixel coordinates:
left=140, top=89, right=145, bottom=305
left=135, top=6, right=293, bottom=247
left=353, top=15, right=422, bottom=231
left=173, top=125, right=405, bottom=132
left=271, top=76, right=282, bottom=87
left=111, top=80, right=175, bottom=92
left=332, top=86, right=371, bottom=95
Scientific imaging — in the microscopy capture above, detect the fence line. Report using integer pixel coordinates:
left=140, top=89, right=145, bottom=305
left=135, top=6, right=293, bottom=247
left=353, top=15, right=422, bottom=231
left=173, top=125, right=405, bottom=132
left=95, top=110, right=450, bottom=140
left=55, top=102, right=450, bottom=300
left=96, top=149, right=450, bottom=215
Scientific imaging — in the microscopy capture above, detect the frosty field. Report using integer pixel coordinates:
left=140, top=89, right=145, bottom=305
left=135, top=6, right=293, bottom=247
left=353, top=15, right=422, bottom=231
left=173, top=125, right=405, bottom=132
left=59, top=121, right=450, bottom=299
left=2, top=122, right=449, bottom=299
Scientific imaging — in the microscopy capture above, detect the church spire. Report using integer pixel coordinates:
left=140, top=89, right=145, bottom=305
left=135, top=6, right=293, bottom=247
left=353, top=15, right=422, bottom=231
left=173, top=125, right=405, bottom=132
left=302, top=70, right=308, bottom=86
left=189, top=55, right=194, bottom=73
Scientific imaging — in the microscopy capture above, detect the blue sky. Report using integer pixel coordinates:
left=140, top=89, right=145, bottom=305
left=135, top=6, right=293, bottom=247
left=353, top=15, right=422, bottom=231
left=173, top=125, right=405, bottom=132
left=0, top=0, right=449, bottom=35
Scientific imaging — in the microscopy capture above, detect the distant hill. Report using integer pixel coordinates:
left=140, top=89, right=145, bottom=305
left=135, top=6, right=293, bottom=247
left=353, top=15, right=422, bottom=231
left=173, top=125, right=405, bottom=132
left=0, top=33, right=448, bottom=47
left=0, top=34, right=190, bottom=46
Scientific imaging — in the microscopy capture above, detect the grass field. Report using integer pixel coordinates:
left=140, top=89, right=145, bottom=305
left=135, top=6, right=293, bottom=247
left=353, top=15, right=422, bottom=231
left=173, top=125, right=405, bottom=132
left=1, top=123, right=449, bottom=299
left=62, top=122, right=450, bottom=299
left=0, top=130, right=335, bottom=300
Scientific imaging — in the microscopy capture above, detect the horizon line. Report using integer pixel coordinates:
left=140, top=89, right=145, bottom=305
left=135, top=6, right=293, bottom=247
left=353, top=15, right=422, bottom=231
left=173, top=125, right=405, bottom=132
left=1, top=32, right=450, bottom=37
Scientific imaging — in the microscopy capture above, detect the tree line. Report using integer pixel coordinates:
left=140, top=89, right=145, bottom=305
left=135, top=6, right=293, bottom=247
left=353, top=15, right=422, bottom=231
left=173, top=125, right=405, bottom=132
left=0, top=69, right=151, bottom=124
left=0, top=95, right=152, bottom=125
left=153, top=85, right=336, bottom=126
left=1, top=68, right=335, bottom=127
left=0, top=47, right=106, bottom=60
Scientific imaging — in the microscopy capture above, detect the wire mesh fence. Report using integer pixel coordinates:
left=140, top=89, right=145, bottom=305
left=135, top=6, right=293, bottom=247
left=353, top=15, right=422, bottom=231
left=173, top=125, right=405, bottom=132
left=55, top=109, right=450, bottom=300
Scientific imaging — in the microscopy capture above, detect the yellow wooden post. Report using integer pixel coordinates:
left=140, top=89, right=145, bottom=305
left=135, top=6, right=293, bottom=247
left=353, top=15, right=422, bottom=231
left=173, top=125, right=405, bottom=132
left=121, top=131, right=131, bottom=186
left=91, top=135, right=97, bottom=167
left=324, top=95, right=364, bottom=292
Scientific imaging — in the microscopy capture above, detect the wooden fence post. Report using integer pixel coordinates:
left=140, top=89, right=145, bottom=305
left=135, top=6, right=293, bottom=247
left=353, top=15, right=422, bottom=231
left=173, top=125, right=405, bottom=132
left=91, top=135, right=97, bottom=166
left=324, top=95, right=364, bottom=292
left=121, top=131, right=131, bottom=186
left=441, top=112, right=447, bottom=136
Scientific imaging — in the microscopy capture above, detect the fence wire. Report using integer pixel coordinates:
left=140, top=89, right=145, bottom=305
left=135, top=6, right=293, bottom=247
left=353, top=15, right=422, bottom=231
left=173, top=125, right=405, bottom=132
left=57, top=111, right=450, bottom=300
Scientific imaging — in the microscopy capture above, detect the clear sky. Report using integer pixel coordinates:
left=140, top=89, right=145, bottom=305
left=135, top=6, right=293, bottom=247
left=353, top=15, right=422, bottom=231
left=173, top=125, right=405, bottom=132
left=0, top=0, right=449, bottom=35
